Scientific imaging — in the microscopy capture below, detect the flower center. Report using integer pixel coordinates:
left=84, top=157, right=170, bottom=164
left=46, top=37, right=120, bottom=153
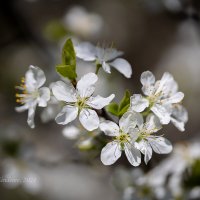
left=116, top=131, right=130, bottom=144
left=76, top=97, right=87, bottom=111
left=15, top=77, right=38, bottom=104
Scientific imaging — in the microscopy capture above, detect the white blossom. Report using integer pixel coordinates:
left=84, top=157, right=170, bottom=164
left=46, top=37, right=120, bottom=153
left=74, top=42, right=132, bottom=78
left=134, top=114, right=173, bottom=164
left=99, top=112, right=141, bottom=166
left=15, top=65, right=50, bottom=128
left=130, top=71, right=185, bottom=126
left=52, top=73, right=115, bottom=131
left=63, top=6, right=103, bottom=38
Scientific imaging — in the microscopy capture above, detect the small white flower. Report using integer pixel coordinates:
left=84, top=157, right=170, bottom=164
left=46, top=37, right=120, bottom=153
left=52, top=73, right=115, bottom=131
left=74, top=42, right=132, bottom=78
left=99, top=112, right=141, bottom=166
left=134, top=114, right=173, bottom=164
left=130, top=71, right=184, bottom=125
left=63, top=6, right=103, bottom=37
left=15, top=65, right=50, bottom=128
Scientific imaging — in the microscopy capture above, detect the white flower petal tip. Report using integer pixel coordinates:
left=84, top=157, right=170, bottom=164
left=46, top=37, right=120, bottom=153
left=55, top=106, right=78, bottom=125
left=87, top=94, right=115, bottom=109
left=52, top=81, right=76, bottom=102
left=110, top=58, right=132, bottom=78
left=99, top=121, right=119, bottom=136
left=124, top=144, right=141, bottom=166
left=148, top=137, right=173, bottom=154
left=130, top=94, right=149, bottom=112
left=74, top=42, right=96, bottom=61
left=101, top=142, right=122, bottom=165
left=77, top=73, right=98, bottom=97
left=79, top=109, right=99, bottom=131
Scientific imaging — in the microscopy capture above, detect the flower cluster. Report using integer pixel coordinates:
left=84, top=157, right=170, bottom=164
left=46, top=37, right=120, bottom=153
left=15, top=38, right=188, bottom=167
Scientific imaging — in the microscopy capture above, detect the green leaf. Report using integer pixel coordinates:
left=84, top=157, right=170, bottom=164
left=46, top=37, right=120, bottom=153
left=62, top=38, right=76, bottom=66
left=118, top=90, right=131, bottom=116
left=56, top=38, right=77, bottom=80
left=56, top=64, right=77, bottom=80
left=106, top=102, right=119, bottom=116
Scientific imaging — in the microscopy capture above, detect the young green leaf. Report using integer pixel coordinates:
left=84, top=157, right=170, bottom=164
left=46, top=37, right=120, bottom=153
left=106, top=90, right=131, bottom=117
left=56, top=64, right=77, bottom=80
left=118, top=90, right=131, bottom=117
left=56, top=38, right=77, bottom=80
left=106, top=102, right=119, bottom=116
left=62, top=38, right=76, bottom=66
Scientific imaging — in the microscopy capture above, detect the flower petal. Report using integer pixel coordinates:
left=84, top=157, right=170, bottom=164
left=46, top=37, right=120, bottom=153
left=74, top=42, right=96, bottom=61
left=77, top=73, right=98, bottom=98
left=124, top=143, right=141, bottom=166
left=102, top=62, right=111, bottom=73
left=87, top=94, right=115, bottom=109
left=27, top=105, right=37, bottom=128
left=140, top=71, right=155, bottom=96
left=151, top=104, right=171, bottom=124
left=130, top=94, right=149, bottom=112
left=148, top=136, right=172, bottom=154
left=96, top=47, right=123, bottom=62
left=162, top=92, right=184, bottom=105
left=135, top=140, right=152, bottom=164
left=109, top=58, right=132, bottom=78
left=101, top=141, right=121, bottom=165
left=55, top=106, right=78, bottom=125
left=25, top=65, right=46, bottom=92
left=170, top=117, right=185, bottom=132
left=119, top=111, right=141, bottom=133
left=145, top=114, right=162, bottom=132
left=52, top=81, right=77, bottom=102
left=15, top=104, right=29, bottom=112
left=38, top=87, right=50, bottom=107
left=79, top=108, right=99, bottom=131
left=62, top=125, right=81, bottom=140
left=155, top=72, right=173, bottom=95
left=99, top=120, right=119, bottom=136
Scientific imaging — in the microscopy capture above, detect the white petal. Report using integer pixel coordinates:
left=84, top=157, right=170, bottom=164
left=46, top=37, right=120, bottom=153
left=124, top=143, right=141, bottom=166
left=130, top=94, right=149, bottom=112
left=141, top=71, right=155, bottom=96
left=102, top=62, right=111, bottom=73
left=148, top=136, right=172, bottom=154
left=151, top=104, right=171, bottom=124
left=79, top=109, right=99, bottom=131
left=101, top=142, right=121, bottom=165
left=74, top=42, right=96, bottom=61
left=99, top=120, right=119, bottom=136
left=15, top=104, right=29, bottom=112
left=25, top=65, right=46, bottom=92
left=141, top=71, right=155, bottom=86
left=172, top=105, right=188, bottom=123
left=77, top=73, right=98, bottom=98
left=52, top=81, right=77, bottom=102
left=96, top=47, right=123, bottom=62
left=135, top=140, right=152, bottom=164
left=55, top=106, right=78, bottom=125
left=155, top=72, right=173, bottom=95
left=27, top=105, right=37, bottom=128
left=170, top=117, right=185, bottom=132
left=162, top=92, right=184, bottom=105
left=62, top=125, right=81, bottom=139
left=145, top=114, right=162, bottom=132
left=38, top=87, right=50, bottom=107
left=109, top=58, right=132, bottom=78
left=119, top=111, right=140, bottom=133
left=87, top=94, right=115, bottom=109
left=129, top=127, right=140, bottom=141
